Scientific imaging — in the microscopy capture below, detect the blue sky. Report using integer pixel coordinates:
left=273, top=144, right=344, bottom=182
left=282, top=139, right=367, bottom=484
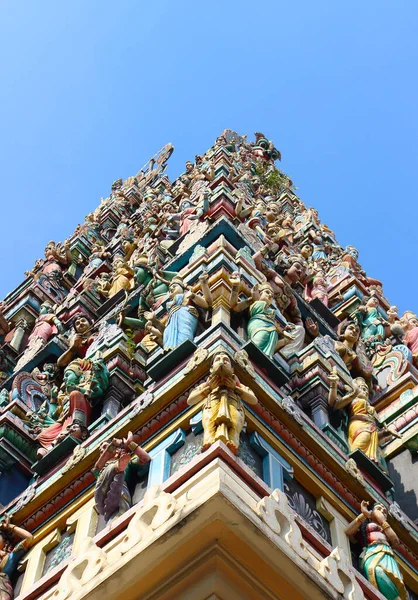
left=1, top=1, right=417, bottom=312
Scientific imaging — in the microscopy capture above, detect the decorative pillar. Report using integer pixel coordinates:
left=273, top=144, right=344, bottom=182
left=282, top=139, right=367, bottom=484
left=19, top=528, right=61, bottom=593
left=316, top=496, right=351, bottom=563
left=66, top=497, right=98, bottom=554
left=10, top=319, right=28, bottom=352
left=250, top=431, right=293, bottom=491
left=310, top=396, right=330, bottom=429
left=147, top=428, right=186, bottom=487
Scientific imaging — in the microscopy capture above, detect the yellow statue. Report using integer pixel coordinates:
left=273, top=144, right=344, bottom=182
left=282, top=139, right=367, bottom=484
left=108, top=257, right=135, bottom=298
left=187, top=352, right=258, bottom=454
left=328, top=368, right=401, bottom=463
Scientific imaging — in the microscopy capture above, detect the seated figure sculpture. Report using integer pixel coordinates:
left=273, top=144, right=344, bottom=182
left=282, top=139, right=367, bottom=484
left=37, top=357, right=109, bottom=457
left=187, top=351, right=257, bottom=454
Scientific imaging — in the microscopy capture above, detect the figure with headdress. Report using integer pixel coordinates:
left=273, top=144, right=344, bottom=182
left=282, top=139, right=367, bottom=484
left=253, top=250, right=314, bottom=356
left=57, top=314, right=96, bottom=368
left=345, top=501, right=407, bottom=600
left=146, top=272, right=212, bottom=351
left=187, top=351, right=257, bottom=454
left=93, top=432, right=150, bottom=523
left=37, top=356, right=109, bottom=456
left=328, top=368, right=401, bottom=463
left=230, top=276, right=295, bottom=358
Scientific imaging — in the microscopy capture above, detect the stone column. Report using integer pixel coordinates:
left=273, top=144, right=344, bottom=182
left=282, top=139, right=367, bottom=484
left=316, top=496, right=351, bottom=562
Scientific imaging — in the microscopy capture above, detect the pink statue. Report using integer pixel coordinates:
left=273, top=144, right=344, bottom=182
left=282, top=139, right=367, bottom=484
left=400, top=311, right=418, bottom=367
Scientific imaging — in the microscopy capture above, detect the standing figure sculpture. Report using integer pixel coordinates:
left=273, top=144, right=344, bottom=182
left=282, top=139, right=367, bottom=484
left=0, top=515, right=33, bottom=600
left=253, top=251, right=316, bottom=356
left=57, top=314, right=96, bottom=368
left=328, top=368, right=400, bottom=463
left=345, top=501, right=407, bottom=600
left=230, top=277, right=294, bottom=358
left=187, top=352, right=257, bottom=454
left=400, top=311, right=418, bottom=368
left=93, top=432, right=150, bottom=522
left=304, top=268, right=329, bottom=307
left=146, top=273, right=212, bottom=351
left=335, top=320, right=373, bottom=382
left=14, top=303, right=63, bottom=371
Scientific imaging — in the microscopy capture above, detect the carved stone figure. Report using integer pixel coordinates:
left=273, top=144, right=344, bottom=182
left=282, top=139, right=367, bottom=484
left=57, top=314, right=96, bottom=368
left=14, top=303, right=63, bottom=371
left=37, top=357, right=109, bottom=455
left=93, top=432, right=150, bottom=522
left=400, top=310, right=418, bottom=367
left=146, top=273, right=212, bottom=351
left=0, top=515, right=33, bottom=600
left=187, top=352, right=257, bottom=454
left=328, top=368, right=401, bottom=463
left=345, top=501, right=407, bottom=600
left=230, top=278, right=294, bottom=358
left=335, top=320, right=373, bottom=381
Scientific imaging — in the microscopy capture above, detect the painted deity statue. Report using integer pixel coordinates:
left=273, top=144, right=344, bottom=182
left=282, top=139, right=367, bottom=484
left=345, top=501, right=407, bottom=600
left=0, top=515, right=33, bottom=600
left=57, top=314, right=96, bottom=368
left=304, top=267, right=329, bottom=307
left=230, top=278, right=295, bottom=358
left=167, top=191, right=210, bottom=238
left=93, top=432, right=150, bottom=522
left=37, top=356, right=109, bottom=456
left=107, top=256, right=135, bottom=298
left=400, top=311, right=418, bottom=368
left=334, top=321, right=373, bottom=381
left=14, top=303, right=63, bottom=371
left=187, top=352, right=258, bottom=454
left=86, top=244, right=111, bottom=271
left=341, top=246, right=383, bottom=291
left=354, top=296, right=386, bottom=346
left=253, top=251, right=317, bottom=356
left=146, top=273, right=212, bottom=351
left=328, top=368, right=400, bottom=462
left=25, top=240, right=73, bottom=302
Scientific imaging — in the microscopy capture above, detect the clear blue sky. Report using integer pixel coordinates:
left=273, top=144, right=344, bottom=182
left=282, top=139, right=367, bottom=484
left=1, top=1, right=417, bottom=313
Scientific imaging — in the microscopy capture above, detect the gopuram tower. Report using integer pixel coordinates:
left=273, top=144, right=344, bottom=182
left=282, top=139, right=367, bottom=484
left=0, top=131, right=417, bottom=600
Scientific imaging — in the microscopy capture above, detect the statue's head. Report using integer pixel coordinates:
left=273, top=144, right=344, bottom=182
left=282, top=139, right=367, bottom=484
left=353, top=377, right=369, bottom=399
left=40, top=301, right=53, bottom=315
left=371, top=502, right=387, bottom=523
left=185, top=161, right=194, bottom=172
left=301, top=244, right=313, bottom=259
left=73, top=314, right=92, bottom=335
left=63, top=367, right=82, bottom=391
left=67, top=420, right=89, bottom=441
left=401, top=311, right=418, bottom=331
left=339, top=320, right=360, bottom=344
left=44, top=240, right=56, bottom=258
left=210, top=351, right=233, bottom=376
left=284, top=255, right=307, bottom=284
left=0, top=528, right=13, bottom=552
left=365, top=296, right=379, bottom=309
left=259, top=283, right=274, bottom=305
left=345, top=245, right=359, bottom=260
left=169, top=277, right=186, bottom=296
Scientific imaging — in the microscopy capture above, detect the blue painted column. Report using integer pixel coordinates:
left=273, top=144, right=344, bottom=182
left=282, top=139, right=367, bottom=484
left=250, top=431, right=293, bottom=490
left=147, top=428, right=186, bottom=487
